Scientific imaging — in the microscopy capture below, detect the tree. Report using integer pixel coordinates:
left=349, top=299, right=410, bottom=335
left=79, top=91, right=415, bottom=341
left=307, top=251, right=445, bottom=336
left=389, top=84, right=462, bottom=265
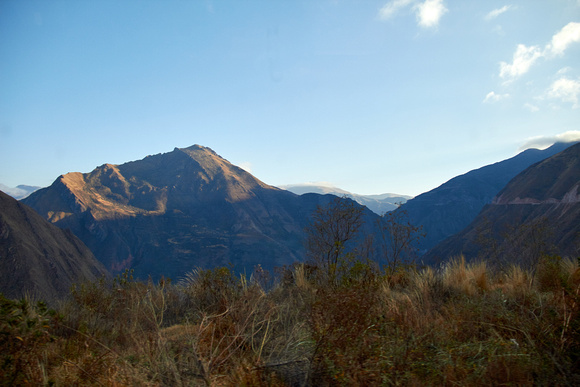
left=378, top=207, right=425, bottom=276
left=305, top=196, right=364, bottom=284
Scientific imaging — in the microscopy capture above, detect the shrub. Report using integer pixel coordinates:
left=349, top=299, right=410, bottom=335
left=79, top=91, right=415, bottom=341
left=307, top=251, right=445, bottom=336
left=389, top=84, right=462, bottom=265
left=2, top=256, right=579, bottom=385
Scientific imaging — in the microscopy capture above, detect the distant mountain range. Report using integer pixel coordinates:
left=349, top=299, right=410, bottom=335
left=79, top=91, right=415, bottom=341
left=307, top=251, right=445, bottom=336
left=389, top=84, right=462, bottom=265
left=0, top=190, right=108, bottom=304
left=279, top=184, right=411, bottom=215
left=0, top=184, right=42, bottom=200
left=397, top=142, right=577, bottom=255
left=23, top=145, right=380, bottom=280
left=426, top=142, right=580, bottom=264
left=4, top=139, right=579, bottom=300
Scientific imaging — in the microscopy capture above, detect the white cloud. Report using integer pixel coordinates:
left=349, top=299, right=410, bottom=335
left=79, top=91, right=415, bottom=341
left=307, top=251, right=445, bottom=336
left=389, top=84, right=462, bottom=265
left=547, top=77, right=580, bottom=108
left=239, top=161, right=253, bottom=173
left=413, top=0, right=448, bottom=28
left=499, top=44, right=543, bottom=79
left=483, top=91, right=509, bottom=103
left=546, top=22, right=580, bottom=56
left=519, top=130, right=580, bottom=150
left=378, top=0, right=447, bottom=28
left=523, top=103, right=539, bottom=112
left=378, top=0, right=415, bottom=20
left=484, top=5, right=512, bottom=21
left=498, top=22, right=580, bottom=80
left=298, top=181, right=336, bottom=188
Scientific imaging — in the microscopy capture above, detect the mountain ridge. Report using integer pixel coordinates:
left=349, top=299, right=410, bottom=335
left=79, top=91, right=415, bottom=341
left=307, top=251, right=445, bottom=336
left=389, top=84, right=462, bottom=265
left=396, top=141, right=578, bottom=253
left=425, top=142, right=580, bottom=263
left=0, top=190, right=108, bottom=304
left=23, top=145, right=379, bottom=280
left=280, top=183, right=411, bottom=214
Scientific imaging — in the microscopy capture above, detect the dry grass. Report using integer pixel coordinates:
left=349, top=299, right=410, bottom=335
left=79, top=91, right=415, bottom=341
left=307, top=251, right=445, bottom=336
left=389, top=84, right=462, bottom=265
left=1, top=256, right=579, bottom=386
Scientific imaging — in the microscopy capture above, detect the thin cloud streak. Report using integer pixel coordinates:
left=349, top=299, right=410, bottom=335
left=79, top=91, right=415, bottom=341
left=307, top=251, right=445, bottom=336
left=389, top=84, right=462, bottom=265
left=483, top=91, right=509, bottom=103
left=484, top=5, right=512, bottom=21
left=378, top=0, right=414, bottom=20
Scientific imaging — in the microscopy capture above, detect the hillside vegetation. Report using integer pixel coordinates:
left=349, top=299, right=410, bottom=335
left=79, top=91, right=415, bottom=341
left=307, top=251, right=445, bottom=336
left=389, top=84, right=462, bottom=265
left=4, top=142, right=580, bottom=385
left=2, top=254, right=579, bottom=386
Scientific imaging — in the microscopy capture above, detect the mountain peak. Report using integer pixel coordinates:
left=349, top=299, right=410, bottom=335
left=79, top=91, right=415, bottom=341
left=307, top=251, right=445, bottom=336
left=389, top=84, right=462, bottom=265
left=23, top=145, right=369, bottom=279
left=179, top=144, right=215, bottom=153
left=26, top=144, right=280, bottom=225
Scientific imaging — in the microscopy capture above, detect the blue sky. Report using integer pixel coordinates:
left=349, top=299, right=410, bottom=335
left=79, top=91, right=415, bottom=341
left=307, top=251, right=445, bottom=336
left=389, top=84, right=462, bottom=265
left=1, top=0, right=579, bottom=196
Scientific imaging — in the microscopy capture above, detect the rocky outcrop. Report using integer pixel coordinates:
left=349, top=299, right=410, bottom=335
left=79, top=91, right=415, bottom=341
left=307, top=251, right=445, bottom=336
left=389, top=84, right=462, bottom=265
left=492, top=184, right=580, bottom=205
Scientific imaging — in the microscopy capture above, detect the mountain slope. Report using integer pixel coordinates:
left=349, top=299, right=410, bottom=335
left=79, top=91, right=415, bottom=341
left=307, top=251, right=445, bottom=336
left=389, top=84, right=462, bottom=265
left=426, top=142, right=580, bottom=264
left=0, top=190, right=108, bottom=304
left=279, top=183, right=411, bottom=214
left=24, top=145, right=379, bottom=280
left=397, top=142, right=577, bottom=253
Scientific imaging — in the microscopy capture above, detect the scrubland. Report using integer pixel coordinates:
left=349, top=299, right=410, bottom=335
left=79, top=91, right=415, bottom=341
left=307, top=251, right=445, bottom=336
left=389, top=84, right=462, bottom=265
left=1, top=255, right=579, bottom=386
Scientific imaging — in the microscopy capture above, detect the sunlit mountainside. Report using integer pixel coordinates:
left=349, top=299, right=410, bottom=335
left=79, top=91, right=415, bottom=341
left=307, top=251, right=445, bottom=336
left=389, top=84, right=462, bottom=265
left=22, top=145, right=380, bottom=280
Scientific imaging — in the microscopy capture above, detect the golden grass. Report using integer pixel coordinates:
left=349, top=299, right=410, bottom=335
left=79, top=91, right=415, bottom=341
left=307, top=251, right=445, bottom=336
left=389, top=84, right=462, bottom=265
left=2, top=256, right=579, bottom=385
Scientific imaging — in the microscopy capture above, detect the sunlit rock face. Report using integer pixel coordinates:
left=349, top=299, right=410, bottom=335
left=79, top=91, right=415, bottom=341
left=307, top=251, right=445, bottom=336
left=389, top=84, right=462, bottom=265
left=24, top=145, right=377, bottom=280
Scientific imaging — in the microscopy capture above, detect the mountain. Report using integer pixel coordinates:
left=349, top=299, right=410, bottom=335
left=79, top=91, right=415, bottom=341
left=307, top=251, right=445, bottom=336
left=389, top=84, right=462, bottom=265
left=279, top=184, right=411, bottom=215
left=426, top=142, right=580, bottom=264
left=23, top=145, right=379, bottom=280
left=0, top=184, right=42, bottom=200
left=0, top=190, right=108, bottom=304
left=396, top=142, right=577, bottom=254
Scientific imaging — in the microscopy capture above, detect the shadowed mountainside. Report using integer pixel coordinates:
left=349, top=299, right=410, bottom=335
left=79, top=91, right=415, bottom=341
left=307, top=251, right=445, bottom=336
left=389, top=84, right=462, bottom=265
left=23, top=145, right=379, bottom=280
left=426, top=142, right=580, bottom=264
left=280, top=183, right=411, bottom=215
left=0, top=190, right=108, bottom=304
left=397, top=142, right=577, bottom=254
